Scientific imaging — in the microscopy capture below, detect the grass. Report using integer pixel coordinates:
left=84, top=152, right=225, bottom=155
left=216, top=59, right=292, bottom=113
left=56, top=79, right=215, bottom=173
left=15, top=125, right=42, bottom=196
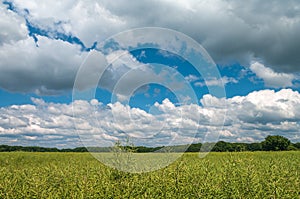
left=0, top=151, right=299, bottom=198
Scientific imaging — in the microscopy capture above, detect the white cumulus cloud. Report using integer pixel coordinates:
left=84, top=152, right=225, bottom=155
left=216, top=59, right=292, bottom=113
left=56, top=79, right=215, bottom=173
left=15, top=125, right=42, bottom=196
left=0, top=89, right=300, bottom=148
left=250, top=62, right=295, bottom=88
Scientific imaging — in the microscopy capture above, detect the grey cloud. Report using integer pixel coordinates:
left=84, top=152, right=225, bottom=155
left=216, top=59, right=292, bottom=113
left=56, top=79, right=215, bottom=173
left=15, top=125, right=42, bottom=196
left=1, top=0, right=300, bottom=95
left=0, top=36, right=86, bottom=95
left=99, top=0, right=300, bottom=72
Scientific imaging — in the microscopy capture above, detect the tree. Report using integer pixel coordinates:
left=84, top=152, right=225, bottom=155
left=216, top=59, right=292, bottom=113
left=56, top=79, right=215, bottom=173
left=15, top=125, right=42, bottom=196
left=187, top=143, right=202, bottom=152
left=232, top=143, right=247, bottom=152
left=247, top=143, right=262, bottom=151
left=261, top=135, right=291, bottom=151
left=287, top=145, right=298, bottom=151
left=293, top=142, right=300, bottom=150
left=212, top=141, right=233, bottom=152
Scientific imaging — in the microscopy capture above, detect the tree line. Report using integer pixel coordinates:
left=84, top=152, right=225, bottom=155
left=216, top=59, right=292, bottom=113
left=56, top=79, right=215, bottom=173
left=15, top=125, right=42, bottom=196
left=0, top=135, right=299, bottom=153
left=187, top=135, right=299, bottom=152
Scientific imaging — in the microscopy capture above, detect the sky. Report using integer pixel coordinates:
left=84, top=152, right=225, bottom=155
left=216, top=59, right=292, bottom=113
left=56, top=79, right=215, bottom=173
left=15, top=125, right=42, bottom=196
left=1, top=0, right=300, bottom=148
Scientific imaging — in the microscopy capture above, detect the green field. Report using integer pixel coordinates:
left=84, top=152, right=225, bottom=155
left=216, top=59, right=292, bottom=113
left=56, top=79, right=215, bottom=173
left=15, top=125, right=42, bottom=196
left=0, top=152, right=299, bottom=198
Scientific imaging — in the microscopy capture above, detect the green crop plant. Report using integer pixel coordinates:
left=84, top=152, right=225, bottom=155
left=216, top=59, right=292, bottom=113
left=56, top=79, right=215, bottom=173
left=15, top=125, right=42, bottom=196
left=0, top=151, right=299, bottom=198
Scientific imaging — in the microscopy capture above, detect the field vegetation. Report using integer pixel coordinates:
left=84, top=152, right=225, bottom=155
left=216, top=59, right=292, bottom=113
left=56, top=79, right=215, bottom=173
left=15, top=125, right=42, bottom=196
left=0, top=151, right=299, bottom=198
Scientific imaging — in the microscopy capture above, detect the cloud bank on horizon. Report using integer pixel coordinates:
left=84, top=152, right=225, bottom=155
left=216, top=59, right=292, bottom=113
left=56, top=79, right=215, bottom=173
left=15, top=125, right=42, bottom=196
left=1, top=89, right=300, bottom=147
left=0, top=0, right=300, bottom=147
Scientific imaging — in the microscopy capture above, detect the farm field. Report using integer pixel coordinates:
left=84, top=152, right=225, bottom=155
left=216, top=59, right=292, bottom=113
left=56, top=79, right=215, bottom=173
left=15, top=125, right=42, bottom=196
left=0, top=152, right=299, bottom=198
